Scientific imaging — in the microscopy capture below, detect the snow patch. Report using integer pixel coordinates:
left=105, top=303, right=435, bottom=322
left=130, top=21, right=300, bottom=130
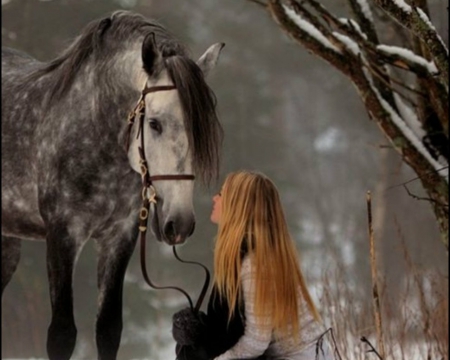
left=363, top=68, right=447, bottom=181
left=338, top=18, right=368, bottom=40
left=355, top=0, right=373, bottom=22
left=393, top=0, right=412, bottom=13
left=377, top=44, right=438, bottom=74
left=333, top=32, right=360, bottom=55
left=393, top=93, right=425, bottom=139
left=283, top=4, right=341, bottom=53
left=416, top=7, right=449, bottom=56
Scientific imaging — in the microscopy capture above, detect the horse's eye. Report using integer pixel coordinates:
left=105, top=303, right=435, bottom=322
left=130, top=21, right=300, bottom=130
left=149, top=118, right=162, bottom=134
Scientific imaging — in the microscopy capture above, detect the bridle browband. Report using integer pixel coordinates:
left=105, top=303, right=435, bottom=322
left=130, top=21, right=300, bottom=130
left=125, top=84, right=210, bottom=315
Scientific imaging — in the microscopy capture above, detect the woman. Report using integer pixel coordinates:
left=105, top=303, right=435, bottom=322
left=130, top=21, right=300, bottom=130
left=172, top=171, right=331, bottom=360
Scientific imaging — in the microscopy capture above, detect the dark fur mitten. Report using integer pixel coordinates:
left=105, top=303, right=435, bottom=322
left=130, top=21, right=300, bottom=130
left=172, top=307, right=207, bottom=346
left=175, top=343, right=209, bottom=360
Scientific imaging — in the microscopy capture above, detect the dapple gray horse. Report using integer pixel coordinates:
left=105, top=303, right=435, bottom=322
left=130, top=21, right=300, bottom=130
left=1, top=10, right=223, bottom=360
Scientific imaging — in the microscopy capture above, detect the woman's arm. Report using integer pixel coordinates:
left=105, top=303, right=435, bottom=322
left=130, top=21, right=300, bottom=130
left=214, top=258, right=272, bottom=360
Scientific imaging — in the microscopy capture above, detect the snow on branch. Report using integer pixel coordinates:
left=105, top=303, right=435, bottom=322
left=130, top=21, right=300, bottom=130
left=416, top=7, right=449, bottom=56
left=347, top=0, right=380, bottom=46
left=371, top=0, right=448, bottom=84
left=376, top=44, right=439, bottom=75
left=282, top=4, right=341, bottom=52
left=338, top=18, right=368, bottom=41
left=355, top=0, right=373, bottom=22
left=363, top=68, right=447, bottom=181
left=392, top=0, right=412, bottom=14
left=393, top=93, right=425, bottom=140
left=266, top=0, right=351, bottom=76
left=333, top=32, right=360, bottom=55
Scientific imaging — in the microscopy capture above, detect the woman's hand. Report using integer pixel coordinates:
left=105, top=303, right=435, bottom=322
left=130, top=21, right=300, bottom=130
left=175, top=343, right=210, bottom=360
left=172, top=307, right=207, bottom=346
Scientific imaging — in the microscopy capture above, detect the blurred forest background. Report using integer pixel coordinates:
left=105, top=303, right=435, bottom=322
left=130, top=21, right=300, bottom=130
left=1, top=0, right=448, bottom=359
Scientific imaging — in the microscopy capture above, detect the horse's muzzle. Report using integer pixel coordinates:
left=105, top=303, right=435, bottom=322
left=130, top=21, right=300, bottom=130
left=163, top=216, right=195, bottom=245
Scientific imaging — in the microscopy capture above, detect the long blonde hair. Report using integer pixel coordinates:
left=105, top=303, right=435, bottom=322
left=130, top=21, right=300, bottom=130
left=214, top=171, right=320, bottom=338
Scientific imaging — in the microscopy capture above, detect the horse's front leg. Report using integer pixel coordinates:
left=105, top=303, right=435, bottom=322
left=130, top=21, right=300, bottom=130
left=45, top=222, right=79, bottom=360
left=2, top=235, right=22, bottom=295
left=95, top=230, right=138, bottom=360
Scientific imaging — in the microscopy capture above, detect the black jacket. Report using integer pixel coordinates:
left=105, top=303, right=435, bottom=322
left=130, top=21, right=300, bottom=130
left=174, top=285, right=245, bottom=360
left=204, top=286, right=245, bottom=358
left=174, top=246, right=263, bottom=360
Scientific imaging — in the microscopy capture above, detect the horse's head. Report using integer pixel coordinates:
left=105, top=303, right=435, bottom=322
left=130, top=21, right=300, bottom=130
left=127, top=33, right=224, bottom=245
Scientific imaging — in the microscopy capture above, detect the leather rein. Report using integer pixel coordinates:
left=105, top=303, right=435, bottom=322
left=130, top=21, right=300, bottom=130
left=125, top=84, right=210, bottom=314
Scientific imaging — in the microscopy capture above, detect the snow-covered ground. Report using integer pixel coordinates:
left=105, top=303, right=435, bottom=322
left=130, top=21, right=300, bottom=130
left=3, top=339, right=441, bottom=360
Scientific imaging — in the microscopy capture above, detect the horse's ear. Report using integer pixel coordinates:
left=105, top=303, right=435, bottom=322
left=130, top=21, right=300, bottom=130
left=97, top=17, right=112, bottom=37
left=196, top=43, right=225, bottom=78
left=142, top=32, right=162, bottom=76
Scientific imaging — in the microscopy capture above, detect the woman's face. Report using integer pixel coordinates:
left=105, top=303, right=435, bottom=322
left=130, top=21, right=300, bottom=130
left=210, top=189, right=223, bottom=224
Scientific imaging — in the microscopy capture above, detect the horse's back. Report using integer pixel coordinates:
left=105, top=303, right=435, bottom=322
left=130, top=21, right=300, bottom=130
left=2, top=46, right=36, bottom=62
left=2, top=47, right=40, bottom=79
left=2, top=46, right=43, bottom=107
left=2, top=47, right=46, bottom=241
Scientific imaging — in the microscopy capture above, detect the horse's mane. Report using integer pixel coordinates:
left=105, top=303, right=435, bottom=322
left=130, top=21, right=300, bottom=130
left=26, top=11, right=157, bottom=101
left=164, top=50, right=223, bottom=185
left=24, top=11, right=223, bottom=184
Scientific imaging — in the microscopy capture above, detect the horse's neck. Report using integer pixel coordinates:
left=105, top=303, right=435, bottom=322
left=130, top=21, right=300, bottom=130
left=111, top=46, right=148, bottom=90
left=69, top=48, right=146, bottom=128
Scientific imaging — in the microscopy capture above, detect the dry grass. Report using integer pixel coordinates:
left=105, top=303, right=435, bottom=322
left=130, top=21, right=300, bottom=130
left=317, top=221, right=448, bottom=360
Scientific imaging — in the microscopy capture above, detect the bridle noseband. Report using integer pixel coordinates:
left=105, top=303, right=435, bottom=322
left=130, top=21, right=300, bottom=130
left=125, top=84, right=210, bottom=317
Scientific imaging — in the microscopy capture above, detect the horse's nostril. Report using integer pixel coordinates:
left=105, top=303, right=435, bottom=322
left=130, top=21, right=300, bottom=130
left=188, top=221, right=196, bottom=237
left=164, top=220, right=176, bottom=240
left=163, top=216, right=195, bottom=243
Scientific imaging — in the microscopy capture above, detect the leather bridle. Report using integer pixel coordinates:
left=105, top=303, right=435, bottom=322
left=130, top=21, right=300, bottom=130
left=125, top=84, right=210, bottom=314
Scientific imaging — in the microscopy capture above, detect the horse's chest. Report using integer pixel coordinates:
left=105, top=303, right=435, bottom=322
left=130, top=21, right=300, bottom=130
left=70, top=175, right=140, bottom=218
left=38, top=150, right=142, bottom=236
left=63, top=182, right=142, bottom=242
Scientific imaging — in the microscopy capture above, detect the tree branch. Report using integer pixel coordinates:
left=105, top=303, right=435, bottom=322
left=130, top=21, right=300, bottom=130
left=403, top=184, right=449, bottom=207
left=364, top=62, right=420, bottom=107
left=268, top=0, right=351, bottom=74
left=371, top=0, right=449, bottom=85
left=347, top=0, right=379, bottom=44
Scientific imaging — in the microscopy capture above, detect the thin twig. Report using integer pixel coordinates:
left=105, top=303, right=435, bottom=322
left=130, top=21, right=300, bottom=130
left=403, top=184, right=449, bottom=207
left=365, top=62, right=426, bottom=102
left=328, top=328, right=343, bottom=360
left=366, top=191, right=386, bottom=358
left=315, top=327, right=343, bottom=360
left=361, top=336, right=384, bottom=359
left=386, top=166, right=449, bottom=190
left=246, top=0, right=268, bottom=7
